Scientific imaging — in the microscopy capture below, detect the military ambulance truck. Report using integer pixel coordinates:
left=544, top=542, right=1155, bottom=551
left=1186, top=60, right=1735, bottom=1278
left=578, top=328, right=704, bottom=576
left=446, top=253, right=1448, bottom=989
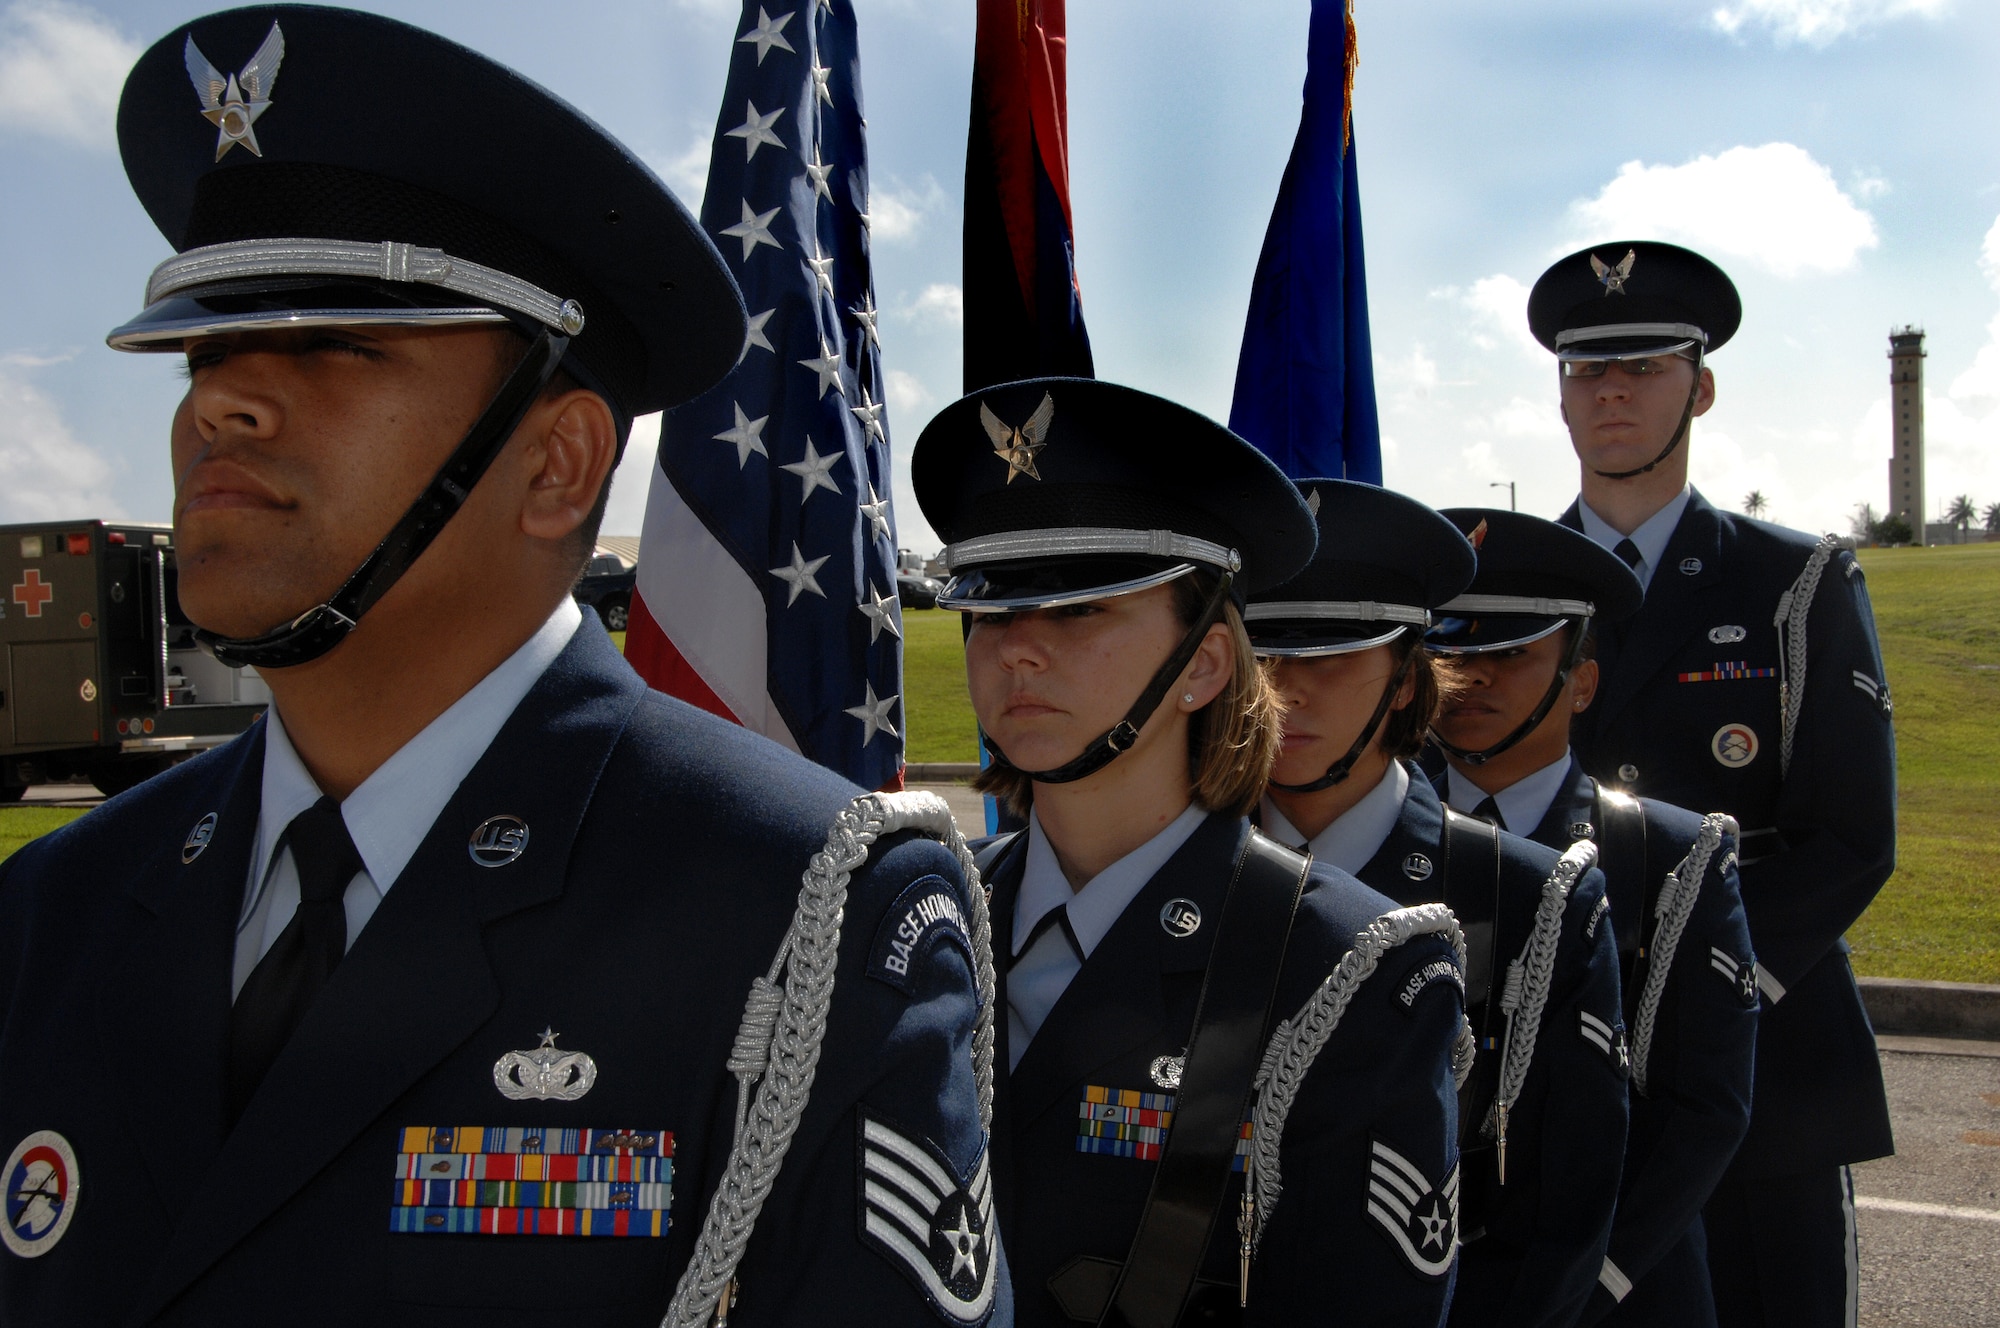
left=2, top=520, right=265, bottom=800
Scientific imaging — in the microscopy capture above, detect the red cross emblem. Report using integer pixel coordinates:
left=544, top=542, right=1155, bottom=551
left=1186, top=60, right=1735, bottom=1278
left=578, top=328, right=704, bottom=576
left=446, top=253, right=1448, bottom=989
left=11, top=569, right=53, bottom=618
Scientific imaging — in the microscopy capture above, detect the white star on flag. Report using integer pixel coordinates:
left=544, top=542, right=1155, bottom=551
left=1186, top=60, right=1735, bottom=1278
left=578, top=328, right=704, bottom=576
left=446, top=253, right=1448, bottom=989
left=798, top=341, right=844, bottom=398
left=713, top=402, right=770, bottom=467
left=779, top=437, right=843, bottom=503
left=845, top=681, right=900, bottom=745
left=770, top=543, right=830, bottom=605
left=739, top=307, right=776, bottom=362
left=811, top=63, right=833, bottom=106
left=737, top=7, right=795, bottom=63
left=725, top=101, right=785, bottom=160
left=720, top=199, right=781, bottom=260
left=807, top=250, right=836, bottom=297
left=859, top=485, right=893, bottom=543
left=849, top=295, right=879, bottom=349
left=850, top=385, right=885, bottom=444
left=804, top=148, right=834, bottom=203
left=858, top=582, right=901, bottom=642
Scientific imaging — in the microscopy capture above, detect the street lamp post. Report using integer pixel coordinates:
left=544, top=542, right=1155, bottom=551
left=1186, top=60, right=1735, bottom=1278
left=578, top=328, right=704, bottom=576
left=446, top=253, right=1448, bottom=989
left=1490, top=481, right=1516, bottom=511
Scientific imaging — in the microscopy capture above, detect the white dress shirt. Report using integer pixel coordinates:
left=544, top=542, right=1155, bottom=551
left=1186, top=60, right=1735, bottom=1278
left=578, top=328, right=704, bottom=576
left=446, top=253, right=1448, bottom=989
left=1444, top=752, right=1573, bottom=838
left=1258, top=759, right=1408, bottom=875
left=1577, top=485, right=1691, bottom=593
left=1007, top=802, right=1209, bottom=1070
left=232, top=597, right=583, bottom=997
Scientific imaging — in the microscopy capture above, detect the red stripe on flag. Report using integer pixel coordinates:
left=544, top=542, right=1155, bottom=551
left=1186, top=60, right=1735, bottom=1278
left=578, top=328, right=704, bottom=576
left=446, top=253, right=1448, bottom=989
left=623, top=590, right=741, bottom=726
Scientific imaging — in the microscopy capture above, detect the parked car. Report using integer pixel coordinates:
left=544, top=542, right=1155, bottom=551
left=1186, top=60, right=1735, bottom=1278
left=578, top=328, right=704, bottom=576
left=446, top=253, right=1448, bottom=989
left=574, top=550, right=636, bottom=630
left=895, top=569, right=943, bottom=611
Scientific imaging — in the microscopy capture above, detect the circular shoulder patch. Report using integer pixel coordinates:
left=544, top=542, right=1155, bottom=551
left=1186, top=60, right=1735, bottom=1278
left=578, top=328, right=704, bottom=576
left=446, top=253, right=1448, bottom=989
left=1711, top=723, right=1759, bottom=768
left=3, top=1130, right=80, bottom=1258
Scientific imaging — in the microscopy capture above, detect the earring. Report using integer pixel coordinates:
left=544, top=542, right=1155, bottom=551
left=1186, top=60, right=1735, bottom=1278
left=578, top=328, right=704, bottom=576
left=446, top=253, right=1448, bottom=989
left=1182, top=692, right=1196, bottom=704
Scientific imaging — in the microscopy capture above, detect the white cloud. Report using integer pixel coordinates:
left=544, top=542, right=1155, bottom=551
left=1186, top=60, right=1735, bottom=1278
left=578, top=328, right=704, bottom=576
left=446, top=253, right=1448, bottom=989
left=1461, top=275, right=1544, bottom=357
left=644, top=135, right=712, bottom=213
left=894, top=282, right=964, bottom=329
left=885, top=369, right=932, bottom=421
left=868, top=175, right=947, bottom=243
left=0, top=353, right=122, bottom=519
left=1565, top=143, right=1878, bottom=277
left=1946, top=214, right=2000, bottom=404
left=0, top=2, right=139, bottom=149
left=1710, top=0, right=1949, bottom=46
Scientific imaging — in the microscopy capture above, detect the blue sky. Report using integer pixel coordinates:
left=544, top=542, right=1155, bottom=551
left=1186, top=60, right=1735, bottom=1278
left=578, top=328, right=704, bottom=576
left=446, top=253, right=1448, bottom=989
left=4, top=0, right=1998, bottom=552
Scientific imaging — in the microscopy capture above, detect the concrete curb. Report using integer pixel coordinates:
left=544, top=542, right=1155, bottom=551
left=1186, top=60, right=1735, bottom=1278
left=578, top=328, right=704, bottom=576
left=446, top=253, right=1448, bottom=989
left=1859, top=976, right=2000, bottom=1041
left=905, top=762, right=980, bottom=783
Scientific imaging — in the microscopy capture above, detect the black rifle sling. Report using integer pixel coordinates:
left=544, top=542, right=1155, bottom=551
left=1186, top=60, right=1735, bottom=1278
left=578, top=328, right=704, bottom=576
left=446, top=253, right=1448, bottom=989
left=1439, top=808, right=1504, bottom=1241
left=1096, top=830, right=1309, bottom=1328
left=1589, top=780, right=1651, bottom=1018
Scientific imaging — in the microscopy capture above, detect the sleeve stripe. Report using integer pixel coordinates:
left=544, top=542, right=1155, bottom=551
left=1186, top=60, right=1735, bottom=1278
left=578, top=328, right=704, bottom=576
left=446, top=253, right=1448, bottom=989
left=1599, top=1255, right=1633, bottom=1301
left=1757, top=965, right=1786, bottom=1004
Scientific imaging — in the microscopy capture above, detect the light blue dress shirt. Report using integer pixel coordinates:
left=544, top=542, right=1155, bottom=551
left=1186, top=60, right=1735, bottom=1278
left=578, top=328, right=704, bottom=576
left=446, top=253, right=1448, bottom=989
left=1258, top=759, right=1408, bottom=876
left=1576, top=486, right=1691, bottom=593
left=1007, top=801, right=1209, bottom=1070
left=1444, top=752, right=1573, bottom=837
left=231, top=597, right=583, bottom=998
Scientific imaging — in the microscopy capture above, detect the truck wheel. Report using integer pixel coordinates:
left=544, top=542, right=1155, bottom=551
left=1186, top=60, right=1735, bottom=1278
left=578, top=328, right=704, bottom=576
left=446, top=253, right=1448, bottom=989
left=604, top=598, right=629, bottom=632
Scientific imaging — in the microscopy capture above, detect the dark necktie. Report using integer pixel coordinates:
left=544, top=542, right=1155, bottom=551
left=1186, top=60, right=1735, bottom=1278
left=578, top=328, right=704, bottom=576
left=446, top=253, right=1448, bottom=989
left=1613, top=538, right=1643, bottom=570
left=1016, top=902, right=1086, bottom=966
left=227, top=796, right=363, bottom=1124
left=1471, top=796, right=1505, bottom=831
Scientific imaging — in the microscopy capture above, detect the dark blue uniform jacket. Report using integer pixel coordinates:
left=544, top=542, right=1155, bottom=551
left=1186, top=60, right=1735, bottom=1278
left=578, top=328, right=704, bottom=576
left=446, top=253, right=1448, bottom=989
left=1356, top=768, right=1626, bottom=1328
left=984, top=811, right=1463, bottom=1327
left=0, top=623, right=1007, bottom=1326
left=1563, top=489, right=1895, bottom=1175
left=1523, top=759, right=1757, bottom=1325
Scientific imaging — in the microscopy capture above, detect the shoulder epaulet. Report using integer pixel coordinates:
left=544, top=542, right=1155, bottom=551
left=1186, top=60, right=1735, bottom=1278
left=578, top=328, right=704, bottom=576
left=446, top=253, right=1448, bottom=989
left=665, top=791, right=996, bottom=1328
left=1241, top=902, right=1472, bottom=1257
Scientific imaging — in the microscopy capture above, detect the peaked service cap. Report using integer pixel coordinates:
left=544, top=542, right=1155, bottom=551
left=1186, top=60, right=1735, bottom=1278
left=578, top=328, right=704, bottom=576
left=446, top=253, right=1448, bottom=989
left=1527, top=240, right=1741, bottom=359
left=913, top=378, right=1316, bottom=611
left=106, top=5, right=746, bottom=421
left=1426, top=508, right=1642, bottom=653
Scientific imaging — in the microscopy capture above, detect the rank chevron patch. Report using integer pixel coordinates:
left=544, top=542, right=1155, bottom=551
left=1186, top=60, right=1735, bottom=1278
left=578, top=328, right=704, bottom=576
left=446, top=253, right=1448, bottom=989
left=857, top=1109, right=998, bottom=1325
left=1579, top=1009, right=1631, bottom=1076
left=1367, top=1137, right=1458, bottom=1280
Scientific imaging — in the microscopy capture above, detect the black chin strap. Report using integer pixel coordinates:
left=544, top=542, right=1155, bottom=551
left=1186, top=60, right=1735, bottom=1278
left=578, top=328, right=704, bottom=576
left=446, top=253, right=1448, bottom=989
left=984, top=573, right=1235, bottom=785
left=1268, top=637, right=1416, bottom=794
left=1429, top=622, right=1591, bottom=767
left=197, top=329, right=571, bottom=669
left=1592, top=353, right=1703, bottom=481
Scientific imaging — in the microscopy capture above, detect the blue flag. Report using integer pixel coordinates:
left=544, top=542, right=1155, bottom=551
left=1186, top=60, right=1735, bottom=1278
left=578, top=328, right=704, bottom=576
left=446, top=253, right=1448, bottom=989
left=1228, top=0, right=1381, bottom=484
left=637, top=0, right=903, bottom=790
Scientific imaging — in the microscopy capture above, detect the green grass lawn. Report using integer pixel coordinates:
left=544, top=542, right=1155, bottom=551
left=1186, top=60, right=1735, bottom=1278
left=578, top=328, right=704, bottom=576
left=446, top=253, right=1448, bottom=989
left=1845, top=542, right=2000, bottom=982
left=8, top=567, right=1998, bottom=983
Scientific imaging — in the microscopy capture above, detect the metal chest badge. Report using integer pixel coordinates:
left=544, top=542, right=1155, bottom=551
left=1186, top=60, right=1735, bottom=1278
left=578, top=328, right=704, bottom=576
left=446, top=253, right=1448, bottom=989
left=184, top=23, right=286, bottom=161
left=182, top=811, right=219, bottom=864
left=3, top=1130, right=80, bottom=1258
left=468, top=815, right=529, bottom=867
left=494, top=1029, right=598, bottom=1102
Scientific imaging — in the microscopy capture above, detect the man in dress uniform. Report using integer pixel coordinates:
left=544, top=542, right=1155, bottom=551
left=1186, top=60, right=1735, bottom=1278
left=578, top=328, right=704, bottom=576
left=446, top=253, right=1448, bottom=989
left=1529, top=240, right=1896, bottom=1327
left=0, top=9, right=1004, bottom=1326
left=1248, top=481, right=1628, bottom=1327
left=1427, top=508, right=1758, bottom=1324
left=915, top=381, right=1468, bottom=1325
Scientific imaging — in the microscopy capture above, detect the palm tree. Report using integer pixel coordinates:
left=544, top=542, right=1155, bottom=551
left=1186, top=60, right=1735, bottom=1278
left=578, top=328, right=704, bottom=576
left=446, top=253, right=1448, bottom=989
left=1946, top=494, right=1977, bottom=544
left=1743, top=490, right=1768, bottom=519
left=1985, top=501, right=2000, bottom=535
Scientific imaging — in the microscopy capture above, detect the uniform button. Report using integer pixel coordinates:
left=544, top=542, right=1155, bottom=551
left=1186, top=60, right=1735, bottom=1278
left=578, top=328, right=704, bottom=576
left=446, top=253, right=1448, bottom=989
left=1618, top=764, right=1639, bottom=783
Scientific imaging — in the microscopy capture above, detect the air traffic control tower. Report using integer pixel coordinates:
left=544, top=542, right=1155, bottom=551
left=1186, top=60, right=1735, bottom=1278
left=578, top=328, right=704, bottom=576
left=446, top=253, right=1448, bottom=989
left=1888, top=326, right=1926, bottom=544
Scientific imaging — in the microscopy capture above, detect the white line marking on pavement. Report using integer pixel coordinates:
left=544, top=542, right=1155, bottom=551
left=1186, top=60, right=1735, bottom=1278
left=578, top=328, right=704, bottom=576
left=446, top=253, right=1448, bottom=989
left=1855, top=1195, right=2000, bottom=1225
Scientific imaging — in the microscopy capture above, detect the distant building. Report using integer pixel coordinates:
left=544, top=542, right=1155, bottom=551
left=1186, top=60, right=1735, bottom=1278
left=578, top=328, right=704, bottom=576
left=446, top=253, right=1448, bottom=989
left=1888, top=326, right=1926, bottom=546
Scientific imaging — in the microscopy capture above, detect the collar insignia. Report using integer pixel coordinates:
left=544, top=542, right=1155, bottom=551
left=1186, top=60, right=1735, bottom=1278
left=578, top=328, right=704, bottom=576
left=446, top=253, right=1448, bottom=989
left=493, top=1028, right=599, bottom=1102
left=979, top=391, right=1055, bottom=484
left=185, top=22, right=286, bottom=161
left=1590, top=249, right=1636, bottom=296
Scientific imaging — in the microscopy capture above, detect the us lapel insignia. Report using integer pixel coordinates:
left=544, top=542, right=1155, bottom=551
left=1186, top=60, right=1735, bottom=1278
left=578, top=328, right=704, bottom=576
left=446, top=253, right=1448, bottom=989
left=182, top=811, right=219, bottom=864
left=1159, top=897, right=1202, bottom=938
left=1402, top=852, right=1434, bottom=882
left=1679, top=557, right=1703, bottom=576
left=468, top=814, right=529, bottom=867
left=2, top=1130, right=81, bottom=1258
left=184, top=22, right=285, bottom=161
left=1567, top=820, right=1595, bottom=840
left=494, top=1028, right=599, bottom=1102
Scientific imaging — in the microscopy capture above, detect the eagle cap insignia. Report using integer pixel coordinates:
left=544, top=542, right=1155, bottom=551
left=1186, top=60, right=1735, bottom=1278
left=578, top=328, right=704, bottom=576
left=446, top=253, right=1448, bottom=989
left=979, top=391, right=1055, bottom=484
left=1590, top=249, right=1636, bottom=296
left=185, top=22, right=286, bottom=161
left=493, top=1028, right=599, bottom=1102
left=1466, top=518, right=1489, bottom=551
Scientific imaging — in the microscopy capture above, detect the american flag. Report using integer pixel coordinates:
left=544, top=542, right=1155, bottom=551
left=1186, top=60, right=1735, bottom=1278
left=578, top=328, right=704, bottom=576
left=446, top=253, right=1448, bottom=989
left=626, top=0, right=903, bottom=790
